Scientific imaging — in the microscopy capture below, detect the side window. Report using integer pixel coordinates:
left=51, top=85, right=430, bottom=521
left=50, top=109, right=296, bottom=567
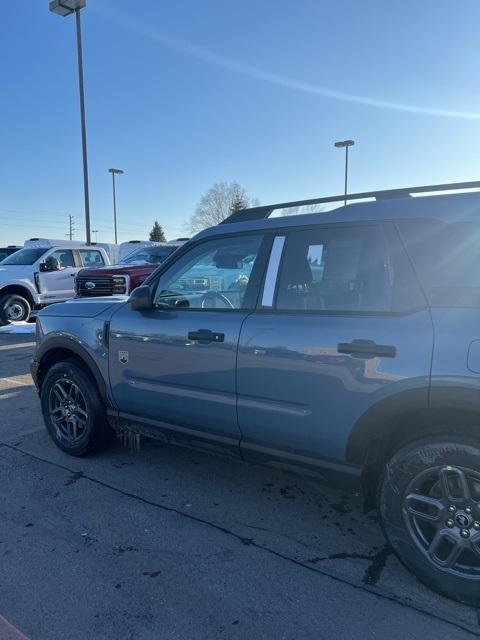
left=79, top=250, right=105, bottom=267
left=49, top=250, right=75, bottom=270
left=275, top=225, right=395, bottom=313
left=398, top=220, right=480, bottom=307
left=154, top=234, right=264, bottom=310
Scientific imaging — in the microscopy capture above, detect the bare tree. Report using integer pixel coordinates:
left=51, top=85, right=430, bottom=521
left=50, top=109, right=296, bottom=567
left=186, top=182, right=257, bottom=234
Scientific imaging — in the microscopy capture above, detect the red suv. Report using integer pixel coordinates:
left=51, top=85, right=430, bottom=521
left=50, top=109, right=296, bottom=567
left=75, top=241, right=186, bottom=298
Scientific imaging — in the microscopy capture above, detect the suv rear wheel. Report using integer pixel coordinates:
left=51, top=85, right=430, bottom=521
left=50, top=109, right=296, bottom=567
left=40, top=359, right=114, bottom=456
left=378, top=436, right=480, bottom=606
left=0, top=293, right=31, bottom=325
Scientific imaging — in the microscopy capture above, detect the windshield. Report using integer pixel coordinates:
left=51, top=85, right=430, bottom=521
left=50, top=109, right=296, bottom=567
left=123, top=245, right=175, bottom=265
left=1, top=247, right=46, bottom=265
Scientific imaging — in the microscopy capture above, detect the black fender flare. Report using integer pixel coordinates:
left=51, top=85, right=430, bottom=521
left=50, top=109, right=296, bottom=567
left=347, top=384, right=480, bottom=509
left=347, top=384, right=480, bottom=467
left=346, top=387, right=429, bottom=467
left=34, top=335, right=110, bottom=406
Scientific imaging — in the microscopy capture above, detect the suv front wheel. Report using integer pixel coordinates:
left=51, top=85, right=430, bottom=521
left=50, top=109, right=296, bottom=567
left=378, top=436, right=480, bottom=606
left=40, top=359, right=114, bottom=456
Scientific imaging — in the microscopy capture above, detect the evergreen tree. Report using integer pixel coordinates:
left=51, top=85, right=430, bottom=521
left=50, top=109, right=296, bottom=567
left=149, top=220, right=166, bottom=242
left=230, top=192, right=249, bottom=214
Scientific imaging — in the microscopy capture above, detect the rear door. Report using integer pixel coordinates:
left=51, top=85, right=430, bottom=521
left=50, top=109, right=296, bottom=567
left=38, top=249, right=78, bottom=301
left=78, top=249, right=106, bottom=268
left=237, top=222, right=433, bottom=472
left=108, top=232, right=270, bottom=453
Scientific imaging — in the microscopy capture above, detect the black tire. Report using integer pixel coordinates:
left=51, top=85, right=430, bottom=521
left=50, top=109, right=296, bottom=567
left=40, top=359, right=114, bottom=456
left=378, top=436, right=480, bottom=606
left=0, top=294, right=31, bottom=325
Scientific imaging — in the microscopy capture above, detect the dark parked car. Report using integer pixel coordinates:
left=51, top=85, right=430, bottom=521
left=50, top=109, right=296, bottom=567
left=75, top=241, right=186, bottom=297
left=0, top=245, right=21, bottom=262
left=31, top=181, right=480, bottom=605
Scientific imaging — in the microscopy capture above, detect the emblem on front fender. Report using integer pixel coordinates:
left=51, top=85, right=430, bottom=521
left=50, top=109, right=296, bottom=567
left=118, top=351, right=129, bottom=365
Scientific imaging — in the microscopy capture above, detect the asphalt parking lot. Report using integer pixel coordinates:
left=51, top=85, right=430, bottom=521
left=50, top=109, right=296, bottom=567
left=1, top=331, right=479, bottom=640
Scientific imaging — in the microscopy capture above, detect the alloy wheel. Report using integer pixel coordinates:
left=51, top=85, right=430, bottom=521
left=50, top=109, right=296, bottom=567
left=403, top=465, right=480, bottom=578
left=48, top=378, right=88, bottom=443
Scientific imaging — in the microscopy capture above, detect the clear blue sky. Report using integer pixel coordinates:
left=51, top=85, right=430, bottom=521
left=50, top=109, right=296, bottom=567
left=1, top=0, right=480, bottom=245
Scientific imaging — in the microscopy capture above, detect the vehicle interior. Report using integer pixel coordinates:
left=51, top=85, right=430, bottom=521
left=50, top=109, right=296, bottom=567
left=155, top=241, right=258, bottom=309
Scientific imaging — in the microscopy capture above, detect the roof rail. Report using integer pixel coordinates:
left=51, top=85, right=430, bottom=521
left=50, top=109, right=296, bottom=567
left=221, top=180, right=480, bottom=225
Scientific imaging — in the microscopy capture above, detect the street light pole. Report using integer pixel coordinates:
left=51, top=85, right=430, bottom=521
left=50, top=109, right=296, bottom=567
left=108, top=168, right=124, bottom=245
left=75, top=7, right=91, bottom=245
left=334, top=139, right=355, bottom=206
left=49, top=0, right=91, bottom=244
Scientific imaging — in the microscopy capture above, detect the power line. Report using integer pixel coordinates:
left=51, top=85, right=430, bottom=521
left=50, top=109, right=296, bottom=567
left=2, top=221, right=74, bottom=229
left=0, top=211, right=181, bottom=233
left=0, top=207, right=71, bottom=218
left=0, top=214, right=149, bottom=232
left=0, top=213, right=74, bottom=223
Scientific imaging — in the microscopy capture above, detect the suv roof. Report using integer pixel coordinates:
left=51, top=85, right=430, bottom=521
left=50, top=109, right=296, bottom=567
left=203, top=181, right=480, bottom=241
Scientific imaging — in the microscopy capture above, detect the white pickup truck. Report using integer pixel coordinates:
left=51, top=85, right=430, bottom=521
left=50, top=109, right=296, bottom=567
left=0, top=240, right=110, bottom=325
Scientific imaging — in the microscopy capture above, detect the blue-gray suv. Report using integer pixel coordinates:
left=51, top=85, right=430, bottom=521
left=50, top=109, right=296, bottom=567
left=31, top=181, right=480, bottom=605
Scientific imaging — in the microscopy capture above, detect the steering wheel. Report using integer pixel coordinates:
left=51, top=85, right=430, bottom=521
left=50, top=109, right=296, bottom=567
left=201, top=291, right=235, bottom=309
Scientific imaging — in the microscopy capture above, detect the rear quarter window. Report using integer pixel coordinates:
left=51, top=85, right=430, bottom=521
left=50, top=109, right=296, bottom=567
left=398, top=219, right=480, bottom=307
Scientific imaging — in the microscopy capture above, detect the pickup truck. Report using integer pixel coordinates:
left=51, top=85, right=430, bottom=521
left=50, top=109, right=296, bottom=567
left=75, top=241, right=185, bottom=298
left=0, top=242, right=110, bottom=325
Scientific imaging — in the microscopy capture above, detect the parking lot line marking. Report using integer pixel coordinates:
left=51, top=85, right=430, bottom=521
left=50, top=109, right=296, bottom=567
left=0, top=614, right=32, bottom=640
left=2, top=441, right=479, bottom=637
left=0, top=342, right=35, bottom=351
left=0, top=377, right=33, bottom=388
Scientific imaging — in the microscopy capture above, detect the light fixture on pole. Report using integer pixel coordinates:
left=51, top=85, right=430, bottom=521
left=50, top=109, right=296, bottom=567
left=108, top=168, right=124, bottom=245
left=49, top=0, right=92, bottom=244
left=334, top=139, right=355, bottom=206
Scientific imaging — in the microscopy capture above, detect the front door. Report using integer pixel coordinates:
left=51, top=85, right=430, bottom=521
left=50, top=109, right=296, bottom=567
left=38, top=249, right=78, bottom=302
left=237, top=222, right=433, bottom=472
left=109, top=232, right=268, bottom=452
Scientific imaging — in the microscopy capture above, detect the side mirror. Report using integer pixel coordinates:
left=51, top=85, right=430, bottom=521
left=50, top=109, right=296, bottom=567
left=129, top=285, right=153, bottom=311
left=39, top=261, right=50, bottom=273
